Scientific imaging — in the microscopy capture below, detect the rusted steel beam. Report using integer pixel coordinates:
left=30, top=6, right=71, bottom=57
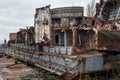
left=50, top=26, right=54, bottom=47
left=35, top=64, right=63, bottom=75
left=72, top=27, right=77, bottom=54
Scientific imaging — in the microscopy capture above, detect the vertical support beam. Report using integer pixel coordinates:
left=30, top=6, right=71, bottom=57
left=50, top=26, right=54, bottom=47
left=25, top=32, right=28, bottom=46
left=72, top=27, right=77, bottom=54
left=93, top=28, right=98, bottom=49
left=59, top=32, right=61, bottom=46
left=35, top=44, right=39, bottom=52
left=64, top=30, right=67, bottom=47
left=100, top=0, right=104, bottom=6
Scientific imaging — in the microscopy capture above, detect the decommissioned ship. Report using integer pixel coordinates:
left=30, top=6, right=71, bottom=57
left=1, top=0, right=120, bottom=79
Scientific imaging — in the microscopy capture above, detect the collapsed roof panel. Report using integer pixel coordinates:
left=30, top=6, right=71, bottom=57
left=99, top=0, right=120, bottom=21
left=98, top=30, right=120, bottom=50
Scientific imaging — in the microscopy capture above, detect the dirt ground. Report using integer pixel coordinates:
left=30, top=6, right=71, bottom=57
left=0, top=54, right=62, bottom=80
left=0, top=56, right=38, bottom=80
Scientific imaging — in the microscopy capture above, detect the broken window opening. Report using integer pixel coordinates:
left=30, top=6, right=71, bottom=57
left=55, top=34, right=59, bottom=45
left=77, top=35, right=81, bottom=46
left=92, top=20, right=95, bottom=26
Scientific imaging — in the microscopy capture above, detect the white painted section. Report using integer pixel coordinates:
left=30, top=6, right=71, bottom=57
left=64, top=31, right=67, bottom=47
left=35, top=7, right=51, bottom=43
left=115, top=22, right=120, bottom=30
left=116, top=6, right=120, bottom=19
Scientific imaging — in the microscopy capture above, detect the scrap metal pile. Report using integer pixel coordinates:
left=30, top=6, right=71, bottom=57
left=1, top=0, right=120, bottom=79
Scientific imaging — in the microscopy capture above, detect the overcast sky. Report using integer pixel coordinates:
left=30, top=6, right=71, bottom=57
left=0, top=0, right=99, bottom=43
